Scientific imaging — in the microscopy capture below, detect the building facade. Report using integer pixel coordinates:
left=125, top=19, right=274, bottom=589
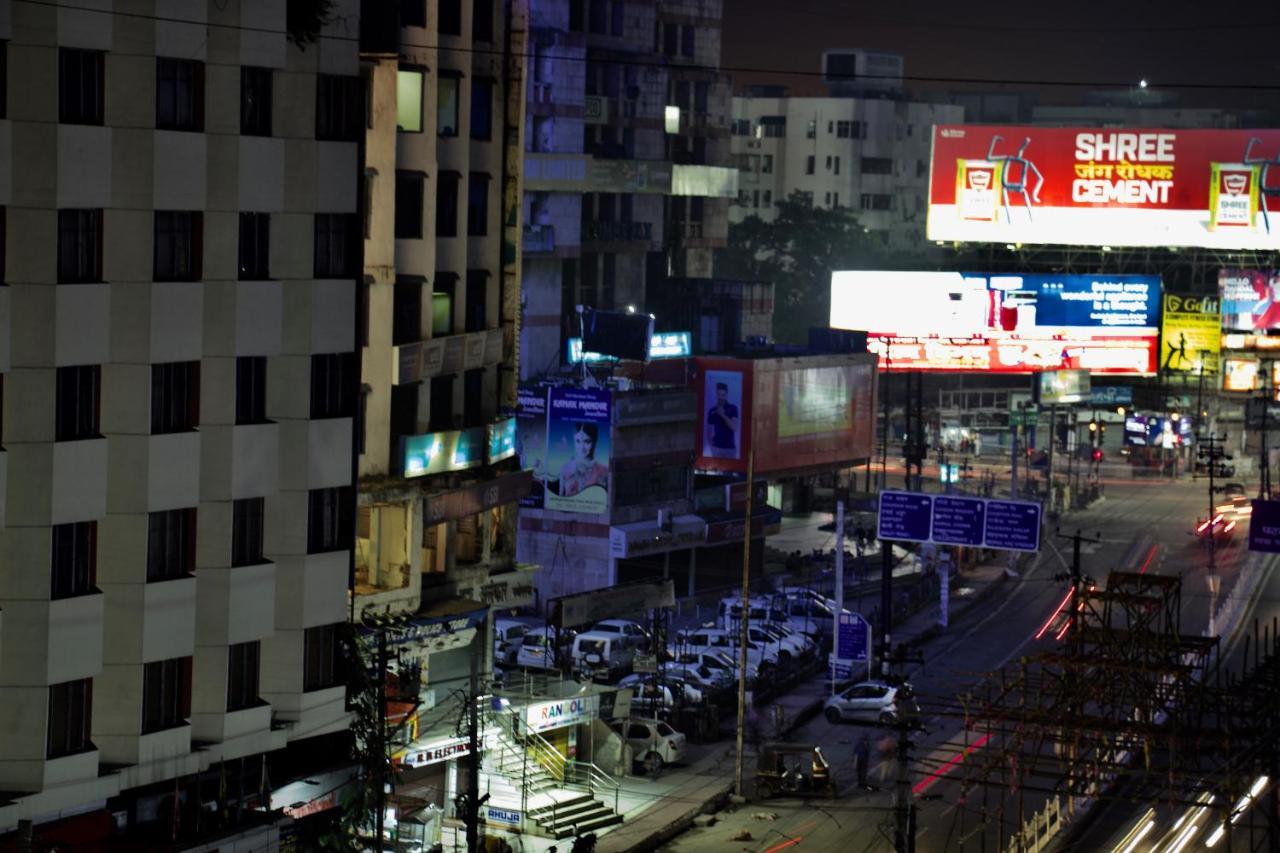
left=0, top=0, right=359, bottom=844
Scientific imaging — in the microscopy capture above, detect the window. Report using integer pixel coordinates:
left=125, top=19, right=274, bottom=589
left=316, top=74, right=362, bottom=141
left=238, top=212, right=270, bottom=280
left=235, top=356, right=267, bottom=425
left=615, top=464, right=688, bottom=507
left=400, top=0, right=425, bottom=27
left=463, top=367, right=483, bottom=424
left=0, top=42, right=7, bottom=119
left=681, top=24, right=695, bottom=57
left=804, top=155, right=814, bottom=176
left=859, top=193, right=893, bottom=211
left=806, top=119, right=816, bottom=139
left=393, top=277, right=422, bottom=345
left=155, top=58, right=204, bottom=131
left=661, top=21, right=677, bottom=55
left=47, top=679, right=92, bottom=758
left=861, top=157, right=893, bottom=175
left=438, top=0, right=461, bottom=34
left=314, top=213, right=357, bottom=278
left=231, top=497, right=265, bottom=567
left=825, top=156, right=832, bottom=171
left=396, top=66, right=424, bottom=132
left=147, top=508, right=196, bottom=582
left=836, top=120, right=866, bottom=139
left=610, top=0, right=624, bottom=36
left=59, top=49, right=103, bottom=125
left=759, top=116, right=785, bottom=138
left=142, top=658, right=191, bottom=733
left=798, top=191, right=814, bottom=207
left=429, top=375, right=454, bottom=431
left=731, top=118, right=750, bottom=136
left=437, top=172, right=460, bottom=237
left=394, top=171, right=425, bottom=239
left=308, top=487, right=354, bottom=554
left=761, top=155, right=773, bottom=174
left=311, top=352, right=357, bottom=419
left=153, top=211, right=202, bottom=281
left=465, top=270, right=487, bottom=332
left=432, top=275, right=455, bottom=336
left=467, top=173, right=489, bottom=236
left=151, top=361, right=200, bottom=434
left=833, top=156, right=841, bottom=175
left=303, top=624, right=342, bottom=691
left=437, top=75, right=460, bottom=136
left=55, top=365, right=100, bottom=441
left=588, top=0, right=606, bottom=34
left=832, top=192, right=839, bottom=208
left=763, top=190, right=772, bottom=206
left=470, top=78, right=493, bottom=140
left=51, top=522, right=97, bottom=599
left=57, top=209, right=102, bottom=283
left=473, top=0, right=493, bottom=42
left=227, top=642, right=261, bottom=711
left=824, top=191, right=831, bottom=206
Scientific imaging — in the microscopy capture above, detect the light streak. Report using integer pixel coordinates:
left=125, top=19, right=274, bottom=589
left=912, top=732, right=992, bottom=795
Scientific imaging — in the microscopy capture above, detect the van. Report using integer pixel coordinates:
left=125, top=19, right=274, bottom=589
left=572, top=631, right=638, bottom=682
left=493, top=619, right=528, bottom=665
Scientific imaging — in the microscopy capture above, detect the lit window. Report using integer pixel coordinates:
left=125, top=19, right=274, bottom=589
left=396, top=67, right=424, bottom=132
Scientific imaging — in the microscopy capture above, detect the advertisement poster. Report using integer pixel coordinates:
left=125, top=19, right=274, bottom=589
left=1161, top=294, right=1221, bottom=374
left=702, top=369, right=744, bottom=460
left=516, top=385, right=548, bottom=508
left=1220, top=269, right=1280, bottom=331
left=927, top=126, right=1280, bottom=249
left=1224, top=357, right=1260, bottom=392
left=778, top=367, right=856, bottom=437
left=1037, top=369, right=1090, bottom=404
left=487, top=417, right=517, bottom=464
left=830, top=270, right=1160, bottom=374
left=545, top=387, right=611, bottom=514
left=403, top=427, right=484, bottom=478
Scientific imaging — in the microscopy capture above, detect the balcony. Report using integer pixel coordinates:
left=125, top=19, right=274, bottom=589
left=522, top=224, right=556, bottom=254
left=391, top=328, right=503, bottom=385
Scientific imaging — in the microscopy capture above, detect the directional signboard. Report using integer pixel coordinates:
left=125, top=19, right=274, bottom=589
left=830, top=612, right=872, bottom=682
left=876, top=491, right=1042, bottom=553
left=1248, top=499, right=1280, bottom=553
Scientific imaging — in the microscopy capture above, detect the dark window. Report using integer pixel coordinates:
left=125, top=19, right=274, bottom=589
left=0, top=42, right=7, bottom=119
left=466, top=173, right=489, bottom=236
left=662, top=23, right=677, bottom=56
left=389, top=385, right=417, bottom=454
left=437, top=172, right=459, bottom=237
left=141, top=657, right=191, bottom=733
left=465, top=270, right=487, bottom=332
left=861, top=157, right=893, bottom=175
left=569, top=0, right=584, bottom=31
left=681, top=24, right=695, bottom=56
left=231, top=497, right=265, bottom=567
left=303, top=624, right=342, bottom=692
left=0, top=206, right=6, bottom=283
left=310, top=352, right=357, bottom=419
left=400, top=0, right=426, bottom=27
left=51, top=521, right=97, bottom=599
left=59, top=49, right=103, bottom=125
left=472, top=0, right=493, bottom=42
left=57, top=209, right=102, bottom=283
left=146, top=508, right=196, bottom=582
left=151, top=361, right=200, bottom=434
left=438, top=0, right=462, bottom=34
left=394, top=171, right=424, bottom=239
left=428, top=375, right=454, bottom=431
left=240, top=66, right=273, bottom=136
left=437, top=76, right=460, bottom=136
left=314, top=213, right=357, bottom=278
left=316, top=74, right=362, bottom=141
left=615, top=464, right=689, bottom=507
left=469, top=78, right=493, bottom=140
left=155, top=58, right=204, bottom=131
left=227, top=642, right=261, bottom=711
left=463, top=367, right=483, bottom=425
left=55, top=365, right=100, bottom=441
left=859, top=193, right=893, bottom=211
left=47, top=679, right=92, bottom=758
left=0, top=374, right=4, bottom=447
left=238, top=212, right=270, bottom=280
left=610, top=0, right=624, bottom=36
left=393, top=277, right=422, bottom=345
left=235, top=356, right=267, bottom=425
left=153, top=211, right=202, bottom=282
left=307, top=487, right=354, bottom=554
left=589, top=0, right=606, bottom=34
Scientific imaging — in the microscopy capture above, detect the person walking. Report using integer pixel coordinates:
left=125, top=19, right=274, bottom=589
left=853, top=734, right=871, bottom=790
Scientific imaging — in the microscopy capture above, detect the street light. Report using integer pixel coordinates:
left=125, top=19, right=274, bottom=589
left=1171, top=411, right=1180, bottom=422
left=1117, top=407, right=1126, bottom=418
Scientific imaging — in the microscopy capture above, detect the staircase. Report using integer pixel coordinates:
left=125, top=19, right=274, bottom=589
left=482, top=709, right=625, bottom=838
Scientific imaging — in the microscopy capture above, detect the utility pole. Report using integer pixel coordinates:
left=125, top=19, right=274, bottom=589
left=465, top=647, right=485, bottom=853
left=1261, top=362, right=1273, bottom=501
left=833, top=497, right=844, bottom=695
left=734, top=447, right=755, bottom=798
left=374, top=627, right=388, bottom=850
left=1198, top=434, right=1228, bottom=577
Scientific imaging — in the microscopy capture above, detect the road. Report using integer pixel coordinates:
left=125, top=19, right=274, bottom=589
left=658, top=473, right=1255, bottom=852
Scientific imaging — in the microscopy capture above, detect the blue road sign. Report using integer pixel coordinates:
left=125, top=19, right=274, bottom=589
left=837, top=612, right=870, bottom=662
left=931, top=496, right=986, bottom=546
left=877, top=491, right=933, bottom=542
left=984, top=499, right=1042, bottom=552
left=1249, top=499, right=1280, bottom=553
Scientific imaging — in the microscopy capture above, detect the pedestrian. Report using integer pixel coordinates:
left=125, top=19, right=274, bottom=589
left=853, top=734, right=871, bottom=790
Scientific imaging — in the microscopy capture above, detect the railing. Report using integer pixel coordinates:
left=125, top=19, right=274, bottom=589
left=1005, top=795, right=1061, bottom=853
left=566, top=758, right=622, bottom=814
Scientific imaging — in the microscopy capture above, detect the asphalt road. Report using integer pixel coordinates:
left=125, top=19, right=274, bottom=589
left=658, top=474, right=1251, bottom=853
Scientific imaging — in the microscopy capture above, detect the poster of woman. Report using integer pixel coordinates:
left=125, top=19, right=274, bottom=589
left=545, top=387, right=612, bottom=514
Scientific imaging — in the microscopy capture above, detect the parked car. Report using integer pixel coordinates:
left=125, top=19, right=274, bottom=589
left=493, top=619, right=528, bottom=666
left=612, top=717, right=686, bottom=774
left=667, top=647, right=753, bottom=683
left=673, top=628, right=775, bottom=676
left=719, top=596, right=824, bottom=643
left=592, top=619, right=653, bottom=652
left=617, top=676, right=704, bottom=715
left=823, top=680, right=917, bottom=726
left=514, top=626, right=558, bottom=670
left=572, top=631, right=638, bottom=682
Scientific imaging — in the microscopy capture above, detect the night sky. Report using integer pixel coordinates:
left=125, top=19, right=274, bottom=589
left=722, top=1, right=1280, bottom=110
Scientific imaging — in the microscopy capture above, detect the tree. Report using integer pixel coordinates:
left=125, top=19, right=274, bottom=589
left=716, top=193, right=900, bottom=344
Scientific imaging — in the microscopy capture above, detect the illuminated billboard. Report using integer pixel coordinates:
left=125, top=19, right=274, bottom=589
left=403, top=427, right=484, bottom=478
left=566, top=331, right=691, bottom=364
left=928, top=126, right=1280, bottom=249
left=1037, top=370, right=1090, bottom=404
left=487, top=417, right=517, bottom=463
left=1161, top=294, right=1221, bottom=374
left=1224, top=357, right=1260, bottom=392
left=830, top=271, right=1160, bottom=374
left=544, top=387, right=611, bottom=514
left=1220, top=269, right=1280, bottom=331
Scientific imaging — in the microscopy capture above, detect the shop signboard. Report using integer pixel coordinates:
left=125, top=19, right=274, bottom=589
left=1224, top=357, right=1261, bottom=392
left=544, top=386, right=612, bottom=514
left=517, top=384, right=549, bottom=508
left=487, top=417, right=517, bottom=463
left=485, top=806, right=523, bottom=828
left=927, top=126, right=1280, bottom=249
left=1221, top=269, right=1280, bottom=331
left=831, top=271, right=1159, bottom=374
left=400, top=737, right=472, bottom=768
left=550, top=580, right=676, bottom=630
left=1162, top=294, right=1221, bottom=373
left=1089, top=386, right=1133, bottom=406
left=524, top=695, right=600, bottom=734
left=403, top=426, right=485, bottom=478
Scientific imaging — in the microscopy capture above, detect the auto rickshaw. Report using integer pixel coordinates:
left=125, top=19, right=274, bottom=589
left=754, top=742, right=837, bottom=799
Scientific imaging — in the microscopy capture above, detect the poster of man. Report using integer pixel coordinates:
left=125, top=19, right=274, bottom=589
left=703, top=370, right=743, bottom=460
left=545, top=387, right=612, bottom=514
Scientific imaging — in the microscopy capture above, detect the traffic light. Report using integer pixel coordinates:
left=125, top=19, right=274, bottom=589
left=1092, top=449, right=1103, bottom=462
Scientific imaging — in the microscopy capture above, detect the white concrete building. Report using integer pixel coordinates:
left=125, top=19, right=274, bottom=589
left=0, top=0, right=358, bottom=844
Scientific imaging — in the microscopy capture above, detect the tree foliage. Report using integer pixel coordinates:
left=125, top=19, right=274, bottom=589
left=716, top=193, right=903, bottom=344
left=287, top=0, right=334, bottom=50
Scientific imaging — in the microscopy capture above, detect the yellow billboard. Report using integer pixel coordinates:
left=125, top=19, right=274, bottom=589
left=1161, top=294, right=1221, bottom=374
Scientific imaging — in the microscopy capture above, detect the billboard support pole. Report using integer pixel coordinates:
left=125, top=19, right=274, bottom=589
left=833, top=499, right=844, bottom=696
left=1009, top=411, right=1020, bottom=578
left=1047, top=403, right=1056, bottom=514
left=734, top=446, right=755, bottom=799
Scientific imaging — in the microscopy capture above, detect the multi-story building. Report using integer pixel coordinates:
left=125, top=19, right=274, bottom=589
left=729, top=78, right=963, bottom=250
left=0, top=0, right=360, bottom=846
left=519, top=0, right=737, bottom=378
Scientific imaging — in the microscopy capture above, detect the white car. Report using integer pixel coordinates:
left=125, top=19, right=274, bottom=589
left=493, top=619, right=528, bottom=665
left=592, top=619, right=652, bottom=651
left=823, top=681, right=917, bottom=726
left=618, top=673, right=704, bottom=708
left=514, top=626, right=558, bottom=670
left=675, top=627, right=776, bottom=675
left=667, top=647, right=754, bottom=683
left=612, top=717, right=686, bottom=774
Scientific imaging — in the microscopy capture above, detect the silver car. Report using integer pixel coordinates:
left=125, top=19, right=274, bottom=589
left=823, top=681, right=916, bottom=725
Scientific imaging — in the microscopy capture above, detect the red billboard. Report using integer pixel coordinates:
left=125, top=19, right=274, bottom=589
left=693, top=355, right=877, bottom=475
left=928, top=126, right=1280, bottom=249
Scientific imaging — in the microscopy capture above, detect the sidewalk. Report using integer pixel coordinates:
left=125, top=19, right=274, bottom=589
left=593, top=556, right=1014, bottom=852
